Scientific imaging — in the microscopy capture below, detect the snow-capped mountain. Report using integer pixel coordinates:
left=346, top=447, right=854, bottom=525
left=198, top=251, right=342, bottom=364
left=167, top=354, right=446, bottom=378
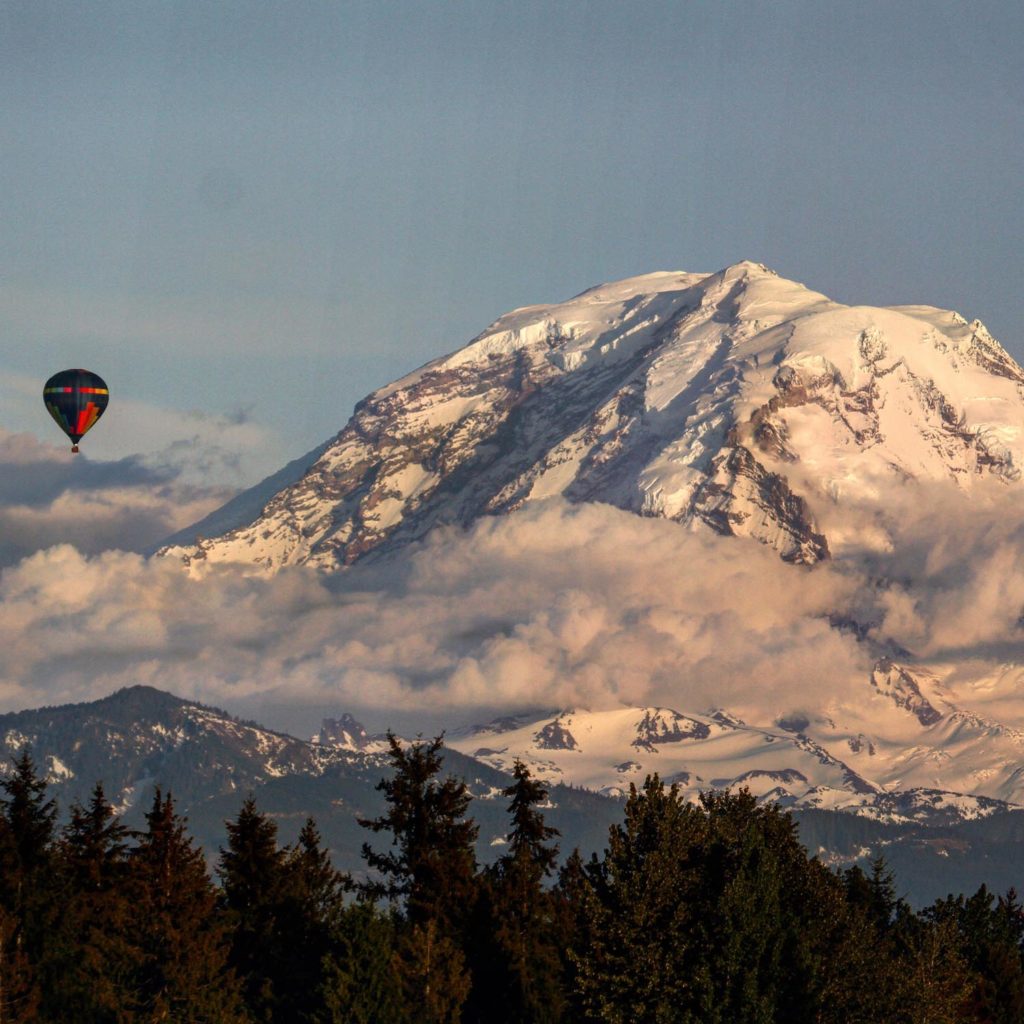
left=446, top=693, right=1024, bottom=825
left=156, top=262, right=1024, bottom=830
left=162, top=260, right=1024, bottom=571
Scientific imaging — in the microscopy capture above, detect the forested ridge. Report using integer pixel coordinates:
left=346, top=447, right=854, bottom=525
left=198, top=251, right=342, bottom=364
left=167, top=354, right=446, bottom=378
left=0, top=738, right=1022, bottom=1023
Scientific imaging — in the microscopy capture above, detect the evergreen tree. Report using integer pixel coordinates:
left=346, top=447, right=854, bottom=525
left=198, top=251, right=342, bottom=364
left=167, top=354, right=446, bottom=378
left=288, top=817, right=351, bottom=930
left=833, top=859, right=983, bottom=1023
left=130, top=789, right=247, bottom=1022
left=315, top=902, right=408, bottom=1024
left=466, top=760, right=565, bottom=1023
left=843, top=857, right=902, bottom=931
left=360, top=733, right=478, bottom=930
left=555, top=849, right=601, bottom=1021
left=925, top=885, right=1024, bottom=1023
left=503, top=760, right=560, bottom=875
left=798, top=876, right=876, bottom=1024
left=570, top=779, right=864, bottom=1023
left=689, top=788, right=850, bottom=1022
left=0, top=904, right=39, bottom=1023
left=218, top=796, right=289, bottom=1022
left=570, top=774, right=705, bottom=1022
left=275, top=818, right=351, bottom=1022
left=0, top=747, right=58, bottom=1015
left=359, top=733, right=477, bottom=1020
left=40, top=784, right=138, bottom=1021
left=892, top=914, right=975, bottom=1024
left=825, top=860, right=909, bottom=1022
left=0, top=748, right=57, bottom=882
left=59, top=782, right=130, bottom=891
left=394, top=919, right=470, bottom=1024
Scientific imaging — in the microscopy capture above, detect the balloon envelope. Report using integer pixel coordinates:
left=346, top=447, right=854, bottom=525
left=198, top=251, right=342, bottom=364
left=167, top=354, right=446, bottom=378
left=43, top=369, right=109, bottom=451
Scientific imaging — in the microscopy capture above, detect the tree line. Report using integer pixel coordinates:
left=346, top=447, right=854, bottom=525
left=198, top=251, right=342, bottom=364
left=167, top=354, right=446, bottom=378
left=0, top=736, right=1022, bottom=1023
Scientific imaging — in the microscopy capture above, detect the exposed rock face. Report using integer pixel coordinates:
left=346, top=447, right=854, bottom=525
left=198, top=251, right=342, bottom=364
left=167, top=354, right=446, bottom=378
left=632, top=708, right=711, bottom=751
left=318, top=713, right=371, bottom=750
left=534, top=719, right=579, bottom=751
left=689, top=444, right=829, bottom=563
left=871, top=659, right=943, bottom=727
left=161, top=262, right=1024, bottom=573
left=729, top=768, right=808, bottom=787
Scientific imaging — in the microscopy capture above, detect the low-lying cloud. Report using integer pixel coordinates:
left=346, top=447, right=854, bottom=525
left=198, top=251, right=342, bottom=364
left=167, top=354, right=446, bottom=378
left=2, top=480, right=1024, bottom=732
left=867, top=483, right=1024, bottom=661
left=0, top=499, right=870, bottom=721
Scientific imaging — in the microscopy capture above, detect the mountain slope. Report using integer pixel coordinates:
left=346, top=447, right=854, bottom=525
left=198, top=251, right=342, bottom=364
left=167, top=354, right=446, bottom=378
left=2, top=685, right=1020, bottom=906
left=0, top=686, right=620, bottom=870
left=154, top=439, right=332, bottom=552
left=162, top=261, right=1024, bottom=572
left=446, top=694, right=1024, bottom=820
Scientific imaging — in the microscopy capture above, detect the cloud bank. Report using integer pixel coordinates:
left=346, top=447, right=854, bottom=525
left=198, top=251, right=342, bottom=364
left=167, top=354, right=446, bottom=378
left=1, top=479, right=1023, bottom=731
left=0, top=500, right=889, bottom=717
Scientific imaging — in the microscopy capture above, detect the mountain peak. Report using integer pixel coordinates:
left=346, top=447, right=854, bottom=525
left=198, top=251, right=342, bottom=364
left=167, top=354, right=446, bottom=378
left=104, top=684, right=187, bottom=706
left=717, top=258, right=778, bottom=278
left=162, top=266, right=1024, bottom=572
left=317, top=713, right=376, bottom=751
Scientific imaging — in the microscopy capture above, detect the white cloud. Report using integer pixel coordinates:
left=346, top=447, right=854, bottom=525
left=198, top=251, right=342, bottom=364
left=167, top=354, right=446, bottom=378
left=2, top=478, right=1024, bottom=730
left=0, top=500, right=873, bottom=719
left=865, top=481, right=1024, bottom=659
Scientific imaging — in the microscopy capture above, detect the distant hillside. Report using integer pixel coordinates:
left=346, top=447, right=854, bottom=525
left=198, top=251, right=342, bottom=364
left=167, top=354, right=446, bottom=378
left=1, top=685, right=1020, bottom=903
left=0, top=685, right=620, bottom=874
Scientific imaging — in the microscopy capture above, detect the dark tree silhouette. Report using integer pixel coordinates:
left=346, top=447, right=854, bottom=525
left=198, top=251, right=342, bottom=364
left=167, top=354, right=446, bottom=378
left=131, top=789, right=247, bottom=1022
left=467, top=759, right=565, bottom=1023
left=360, top=733, right=478, bottom=1021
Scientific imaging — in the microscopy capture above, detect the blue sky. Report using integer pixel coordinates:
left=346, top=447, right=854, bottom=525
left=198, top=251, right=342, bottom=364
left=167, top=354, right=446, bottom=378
left=1, top=0, right=1023, bottom=729
left=3, top=0, right=1022, bottom=484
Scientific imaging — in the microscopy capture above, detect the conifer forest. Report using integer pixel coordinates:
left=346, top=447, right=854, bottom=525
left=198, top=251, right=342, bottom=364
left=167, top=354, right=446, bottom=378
left=0, top=737, right=1022, bottom=1023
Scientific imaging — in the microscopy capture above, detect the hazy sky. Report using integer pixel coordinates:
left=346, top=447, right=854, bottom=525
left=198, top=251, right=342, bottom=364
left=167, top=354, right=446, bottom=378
left=3, top=0, right=1023, bottom=482
left=1, top=0, right=1024, bottom=729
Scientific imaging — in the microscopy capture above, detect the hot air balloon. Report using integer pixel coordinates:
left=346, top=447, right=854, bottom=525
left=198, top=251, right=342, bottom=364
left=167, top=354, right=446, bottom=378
left=43, top=369, right=109, bottom=453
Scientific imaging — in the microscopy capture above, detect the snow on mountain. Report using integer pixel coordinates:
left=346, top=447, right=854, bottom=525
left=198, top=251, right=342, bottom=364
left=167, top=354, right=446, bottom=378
left=446, top=685, right=1024, bottom=823
left=161, top=261, right=1024, bottom=573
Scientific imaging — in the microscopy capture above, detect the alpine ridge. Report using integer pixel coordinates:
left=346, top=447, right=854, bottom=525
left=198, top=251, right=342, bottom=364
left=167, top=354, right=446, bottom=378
left=162, top=261, right=1024, bottom=572
left=444, top=700, right=1021, bottom=823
